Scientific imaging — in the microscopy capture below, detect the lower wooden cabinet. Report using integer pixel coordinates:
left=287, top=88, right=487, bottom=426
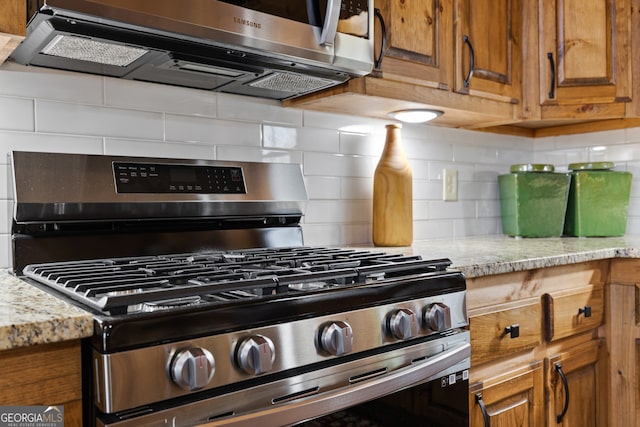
left=0, top=340, right=82, bottom=427
left=545, top=339, right=607, bottom=426
left=469, top=362, right=544, bottom=427
left=468, top=262, right=609, bottom=427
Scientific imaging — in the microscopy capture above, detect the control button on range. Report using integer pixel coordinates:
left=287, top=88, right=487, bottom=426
left=169, top=347, right=215, bottom=391
left=318, top=321, right=353, bottom=356
left=235, top=335, right=276, bottom=376
left=423, top=303, right=452, bottom=332
left=387, top=308, right=418, bottom=340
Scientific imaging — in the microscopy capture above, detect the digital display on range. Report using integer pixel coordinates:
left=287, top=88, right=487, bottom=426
left=113, top=162, right=247, bottom=194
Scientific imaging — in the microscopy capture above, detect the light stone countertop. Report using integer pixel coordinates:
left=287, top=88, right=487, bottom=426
left=0, top=270, right=93, bottom=351
left=348, top=235, right=640, bottom=278
left=3, top=235, right=640, bottom=351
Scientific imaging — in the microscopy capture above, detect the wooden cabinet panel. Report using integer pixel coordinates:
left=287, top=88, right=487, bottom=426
left=543, top=283, right=604, bottom=341
left=374, top=0, right=453, bottom=89
left=539, top=0, right=631, bottom=105
left=546, top=339, right=607, bottom=426
left=0, top=340, right=83, bottom=427
left=454, top=0, right=522, bottom=103
left=469, top=362, right=544, bottom=427
left=470, top=298, right=541, bottom=365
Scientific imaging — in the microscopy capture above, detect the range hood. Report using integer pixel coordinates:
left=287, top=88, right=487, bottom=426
left=10, top=0, right=374, bottom=100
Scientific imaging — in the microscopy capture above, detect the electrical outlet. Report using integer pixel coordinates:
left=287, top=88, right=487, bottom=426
left=443, top=169, right=458, bottom=201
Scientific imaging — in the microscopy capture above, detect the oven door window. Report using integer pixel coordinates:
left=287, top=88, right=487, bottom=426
left=218, top=0, right=369, bottom=38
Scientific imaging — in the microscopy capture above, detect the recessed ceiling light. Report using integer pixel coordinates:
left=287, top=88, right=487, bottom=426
left=388, top=109, right=443, bottom=123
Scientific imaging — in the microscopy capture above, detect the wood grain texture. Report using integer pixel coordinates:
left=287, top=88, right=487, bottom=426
left=543, top=284, right=604, bottom=341
left=0, top=0, right=26, bottom=35
left=469, top=298, right=542, bottom=366
left=0, top=340, right=83, bottom=426
left=469, top=361, right=544, bottom=427
left=372, top=124, right=412, bottom=246
left=545, top=339, right=606, bottom=427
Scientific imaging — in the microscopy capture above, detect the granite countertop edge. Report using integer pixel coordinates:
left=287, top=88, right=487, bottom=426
left=3, top=236, right=640, bottom=351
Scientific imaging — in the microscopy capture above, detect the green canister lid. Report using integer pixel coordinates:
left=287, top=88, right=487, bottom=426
left=568, top=162, right=614, bottom=171
left=510, top=164, right=555, bottom=173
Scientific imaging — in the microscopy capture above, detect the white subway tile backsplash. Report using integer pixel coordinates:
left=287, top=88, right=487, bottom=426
left=0, top=131, right=103, bottom=163
left=104, top=139, right=215, bottom=159
left=303, top=152, right=375, bottom=177
left=4, top=59, right=640, bottom=266
left=0, top=63, right=103, bottom=104
left=305, top=176, right=341, bottom=199
left=414, top=220, right=454, bottom=240
left=105, top=78, right=217, bottom=117
left=340, top=177, right=372, bottom=200
left=304, top=200, right=370, bottom=224
left=263, top=125, right=339, bottom=153
left=339, top=131, right=383, bottom=156
left=300, top=223, right=346, bottom=246
left=36, top=100, right=164, bottom=139
left=218, top=93, right=303, bottom=126
left=0, top=97, right=34, bottom=131
left=428, top=200, right=476, bottom=220
left=217, top=146, right=303, bottom=164
left=165, top=115, right=261, bottom=145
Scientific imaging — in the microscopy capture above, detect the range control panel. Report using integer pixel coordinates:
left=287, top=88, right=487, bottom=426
left=113, top=162, right=247, bottom=194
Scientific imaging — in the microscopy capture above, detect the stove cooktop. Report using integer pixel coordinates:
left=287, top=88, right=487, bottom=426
left=22, top=247, right=465, bottom=351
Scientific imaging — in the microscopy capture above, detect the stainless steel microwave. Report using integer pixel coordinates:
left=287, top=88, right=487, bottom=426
left=11, top=0, right=374, bottom=100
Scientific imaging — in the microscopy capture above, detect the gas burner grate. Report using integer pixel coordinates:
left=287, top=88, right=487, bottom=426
left=22, top=248, right=453, bottom=315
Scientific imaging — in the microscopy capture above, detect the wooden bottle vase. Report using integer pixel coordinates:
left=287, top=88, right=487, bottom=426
left=372, top=124, right=413, bottom=246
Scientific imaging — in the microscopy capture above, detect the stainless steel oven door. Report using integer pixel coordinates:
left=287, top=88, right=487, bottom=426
left=97, top=332, right=470, bottom=427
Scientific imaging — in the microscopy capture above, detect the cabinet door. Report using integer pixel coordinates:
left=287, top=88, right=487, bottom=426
left=470, top=362, right=544, bottom=427
left=374, top=0, right=453, bottom=90
left=454, top=0, right=522, bottom=104
left=546, top=339, right=607, bottom=427
left=539, top=0, right=631, bottom=105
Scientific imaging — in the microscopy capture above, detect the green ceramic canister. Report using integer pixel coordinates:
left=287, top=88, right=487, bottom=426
left=499, top=164, right=571, bottom=237
left=564, top=162, right=632, bottom=237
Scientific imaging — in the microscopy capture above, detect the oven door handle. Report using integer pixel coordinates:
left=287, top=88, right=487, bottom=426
left=196, top=341, right=471, bottom=427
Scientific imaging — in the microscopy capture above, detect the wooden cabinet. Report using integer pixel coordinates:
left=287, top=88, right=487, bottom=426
left=373, top=0, right=453, bottom=90
left=536, top=0, right=631, bottom=119
left=545, top=339, right=607, bottom=426
left=0, top=0, right=26, bottom=66
left=0, top=340, right=83, bottom=427
left=469, top=362, right=544, bottom=427
left=467, top=261, right=609, bottom=427
left=454, top=0, right=522, bottom=104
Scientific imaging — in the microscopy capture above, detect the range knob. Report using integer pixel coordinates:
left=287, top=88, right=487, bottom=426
left=424, top=303, right=452, bottom=332
left=319, top=321, right=353, bottom=356
left=235, top=335, right=276, bottom=375
left=388, top=308, right=418, bottom=340
left=170, top=347, right=215, bottom=391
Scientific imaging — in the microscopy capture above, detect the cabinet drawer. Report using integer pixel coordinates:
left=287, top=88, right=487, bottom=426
left=470, top=298, right=541, bottom=366
left=543, top=284, right=604, bottom=341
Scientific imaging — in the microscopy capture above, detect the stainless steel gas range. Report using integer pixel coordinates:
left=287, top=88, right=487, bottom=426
left=10, top=151, right=470, bottom=427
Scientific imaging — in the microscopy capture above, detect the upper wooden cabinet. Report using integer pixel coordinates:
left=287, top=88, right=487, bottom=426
left=536, top=0, right=631, bottom=114
left=454, top=0, right=522, bottom=104
left=374, top=0, right=453, bottom=90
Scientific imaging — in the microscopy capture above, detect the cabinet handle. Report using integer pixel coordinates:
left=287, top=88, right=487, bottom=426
left=374, top=8, right=387, bottom=70
left=503, top=324, right=520, bottom=339
left=555, top=363, right=570, bottom=423
left=463, top=35, right=475, bottom=88
left=547, top=52, right=556, bottom=99
left=475, top=393, right=491, bottom=427
left=578, top=305, right=592, bottom=318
